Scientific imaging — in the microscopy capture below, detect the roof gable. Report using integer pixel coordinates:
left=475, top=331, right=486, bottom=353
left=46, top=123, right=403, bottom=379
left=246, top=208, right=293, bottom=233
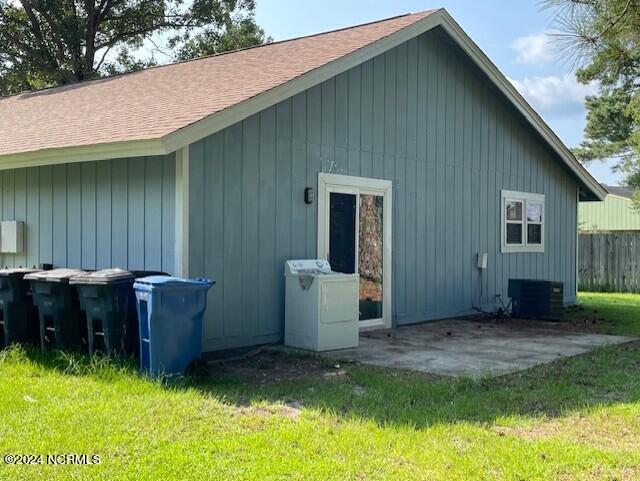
left=0, top=9, right=605, bottom=200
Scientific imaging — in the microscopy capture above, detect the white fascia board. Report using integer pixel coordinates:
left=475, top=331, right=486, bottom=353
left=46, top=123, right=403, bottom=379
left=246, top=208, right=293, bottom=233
left=162, top=11, right=444, bottom=153
left=0, top=138, right=167, bottom=170
left=0, top=8, right=607, bottom=202
left=164, top=9, right=605, bottom=201
left=435, top=12, right=607, bottom=201
left=0, top=11, right=442, bottom=170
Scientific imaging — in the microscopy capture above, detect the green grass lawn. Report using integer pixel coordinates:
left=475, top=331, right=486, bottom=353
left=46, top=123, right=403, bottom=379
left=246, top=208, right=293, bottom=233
left=567, top=292, right=640, bottom=336
left=0, top=293, right=638, bottom=480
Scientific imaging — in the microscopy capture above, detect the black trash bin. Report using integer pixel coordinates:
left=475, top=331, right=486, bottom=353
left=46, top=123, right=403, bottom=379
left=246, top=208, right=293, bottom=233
left=0, top=268, right=41, bottom=348
left=71, top=269, right=164, bottom=357
left=25, top=268, right=87, bottom=351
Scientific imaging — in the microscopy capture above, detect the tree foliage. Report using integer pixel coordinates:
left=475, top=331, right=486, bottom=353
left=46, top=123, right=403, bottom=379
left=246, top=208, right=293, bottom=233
left=545, top=0, right=640, bottom=204
left=0, top=0, right=268, bottom=95
left=173, top=15, right=266, bottom=60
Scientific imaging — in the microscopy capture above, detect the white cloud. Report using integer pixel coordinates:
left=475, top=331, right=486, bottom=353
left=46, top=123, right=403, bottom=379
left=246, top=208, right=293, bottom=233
left=509, top=74, right=598, bottom=117
left=512, top=33, right=556, bottom=65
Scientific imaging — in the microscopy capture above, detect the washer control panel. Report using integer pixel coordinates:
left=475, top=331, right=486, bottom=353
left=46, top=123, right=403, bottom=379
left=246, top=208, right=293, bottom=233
left=285, top=259, right=332, bottom=275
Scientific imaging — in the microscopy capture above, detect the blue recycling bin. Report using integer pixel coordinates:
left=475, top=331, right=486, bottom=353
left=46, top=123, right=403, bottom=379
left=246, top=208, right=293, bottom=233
left=133, top=276, right=214, bottom=378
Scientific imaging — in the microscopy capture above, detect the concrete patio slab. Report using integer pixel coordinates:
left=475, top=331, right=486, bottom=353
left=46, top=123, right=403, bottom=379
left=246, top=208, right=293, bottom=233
left=324, top=320, right=635, bottom=377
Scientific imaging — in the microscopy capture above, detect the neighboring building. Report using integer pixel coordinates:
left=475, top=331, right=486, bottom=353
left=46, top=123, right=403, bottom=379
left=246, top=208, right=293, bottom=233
left=579, top=185, right=640, bottom=231
left=0, top=9, right=605, bottom=353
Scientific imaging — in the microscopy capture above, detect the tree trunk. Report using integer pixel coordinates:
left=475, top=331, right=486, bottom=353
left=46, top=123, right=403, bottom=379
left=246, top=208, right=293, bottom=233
left=83, top=0, right=97, bottom=80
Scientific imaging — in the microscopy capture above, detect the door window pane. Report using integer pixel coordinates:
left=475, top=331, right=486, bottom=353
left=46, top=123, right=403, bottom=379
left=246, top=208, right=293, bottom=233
left=329, top=193, right=356, bottom=274
left=506, top=223, right=523, bottom=244
left=358, top=194, right=383, bottom=321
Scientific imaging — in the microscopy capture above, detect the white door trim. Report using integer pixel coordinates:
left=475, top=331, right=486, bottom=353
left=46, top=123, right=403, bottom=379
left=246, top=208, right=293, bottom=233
left=317, top=173, right=393, bottom=330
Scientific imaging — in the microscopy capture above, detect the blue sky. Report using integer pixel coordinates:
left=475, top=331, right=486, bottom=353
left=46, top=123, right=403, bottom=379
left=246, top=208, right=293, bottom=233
left=255, top=0, right=622, bottom=185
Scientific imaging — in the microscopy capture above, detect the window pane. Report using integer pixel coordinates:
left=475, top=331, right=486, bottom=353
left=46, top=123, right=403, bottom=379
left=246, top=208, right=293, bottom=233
left=506, top=201, right=523, bottom=221
left=358, top=194, right=384, bottom=321
left=506, top=223, right=522, bottom=244
left=329, top=192, right=356, bottom=274
left=527, top=224, right=542, bottom=244
left=527, top=202, right=542, bottom=222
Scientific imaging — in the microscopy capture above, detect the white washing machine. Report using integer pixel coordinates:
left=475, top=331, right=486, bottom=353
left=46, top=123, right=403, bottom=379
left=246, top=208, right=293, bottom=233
left=284, top=259, right=359, bottom=351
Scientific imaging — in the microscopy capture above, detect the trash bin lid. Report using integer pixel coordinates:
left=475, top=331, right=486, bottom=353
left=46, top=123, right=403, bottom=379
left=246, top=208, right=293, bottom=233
left=69, top=268, right=135, bottom=285
left=133, top=275, right=215, bottom=290
left=129, top=270, right=168, bottom=278
left=0, top=267, right=41, bottom=277
left=24, top=268, right=86, bottom=283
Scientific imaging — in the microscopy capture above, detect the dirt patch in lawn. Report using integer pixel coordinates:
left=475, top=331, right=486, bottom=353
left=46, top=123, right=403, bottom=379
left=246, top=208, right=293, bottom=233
left=562, top=303, right=630, bottom=333
left=503, top=316, right=603, bottom=333
left=208, top=348, right=348, bottom=385
left=235, top=401, right=304, bottom=420
left=468, top=307, right=611, bottom=334
left=493, top=414, right=640, bottom=452
left=462, top=300, right=631, bottom=334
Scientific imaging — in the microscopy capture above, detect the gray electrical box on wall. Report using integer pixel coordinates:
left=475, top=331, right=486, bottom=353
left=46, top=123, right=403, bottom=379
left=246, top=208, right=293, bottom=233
left=0, top=221, right=24, bottom=253
left=477, top=252, right=487, bottom=270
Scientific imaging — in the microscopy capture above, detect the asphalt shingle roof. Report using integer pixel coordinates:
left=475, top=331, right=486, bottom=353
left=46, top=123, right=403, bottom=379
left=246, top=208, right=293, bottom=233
left=603, top=185, right=635, bottom=199
left=0, top=11, right=435, bottom=158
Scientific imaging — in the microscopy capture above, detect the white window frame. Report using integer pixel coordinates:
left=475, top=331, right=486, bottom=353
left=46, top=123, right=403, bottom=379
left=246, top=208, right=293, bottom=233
left=501, top=190, right=545, bottom=253
left=317, top=173, right=393, bottom=330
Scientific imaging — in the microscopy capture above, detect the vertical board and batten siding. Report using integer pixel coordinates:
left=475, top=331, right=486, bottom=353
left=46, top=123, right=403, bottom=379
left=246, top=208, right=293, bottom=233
left=0, top=155, right=176, bottom=272
left=579, top=195, right=640, bottom=231
left=190, top=29, right=580, bottom=353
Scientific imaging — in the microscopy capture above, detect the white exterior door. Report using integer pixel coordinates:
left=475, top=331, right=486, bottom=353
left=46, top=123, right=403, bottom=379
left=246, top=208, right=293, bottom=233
left=317, top=173, right=392, bottom=330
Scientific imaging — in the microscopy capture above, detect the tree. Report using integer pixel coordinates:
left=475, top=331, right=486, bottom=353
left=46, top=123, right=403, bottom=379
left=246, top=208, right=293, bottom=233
left=173, top=15, right=267, bottom=60
left=0, top=0, right=267, bottom=95
left=545, top=0, right=640, bottom=204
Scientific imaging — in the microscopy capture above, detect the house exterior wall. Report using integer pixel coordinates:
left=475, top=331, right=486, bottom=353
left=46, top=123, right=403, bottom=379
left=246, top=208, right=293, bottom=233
left=189, top=29, right=580, bottom=353
left=579, top=195, right=640, bottom=231
left=0, top=155, right=176, bottom=272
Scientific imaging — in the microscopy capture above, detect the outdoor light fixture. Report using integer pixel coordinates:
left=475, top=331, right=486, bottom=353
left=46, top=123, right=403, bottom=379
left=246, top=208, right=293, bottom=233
left=304, top=187, right=315, bottom=204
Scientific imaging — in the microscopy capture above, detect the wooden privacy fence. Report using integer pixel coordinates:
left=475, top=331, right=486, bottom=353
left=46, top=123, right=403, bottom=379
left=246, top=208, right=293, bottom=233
left=578, top=232, right=640, bottom=293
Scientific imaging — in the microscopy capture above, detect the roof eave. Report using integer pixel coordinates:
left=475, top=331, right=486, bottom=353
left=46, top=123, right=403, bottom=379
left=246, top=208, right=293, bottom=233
left=0, top=138, right=169, bottom=170
left=435, top=12, right=606, bottom=201
left=165, top=8, right=605, bottom=201
left=0, top=8, right=608, bottom=202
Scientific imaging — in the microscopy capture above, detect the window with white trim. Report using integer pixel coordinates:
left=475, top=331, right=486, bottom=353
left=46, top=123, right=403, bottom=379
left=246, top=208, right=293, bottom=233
left=501, top=190, right=544, bottom=253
